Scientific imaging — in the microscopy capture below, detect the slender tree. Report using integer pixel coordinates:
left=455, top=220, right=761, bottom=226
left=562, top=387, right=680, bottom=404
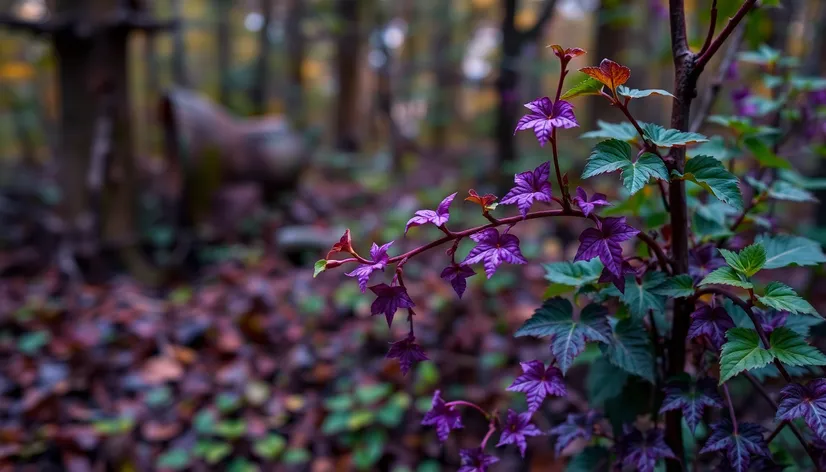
left=251, top=0, right=274, bottom=115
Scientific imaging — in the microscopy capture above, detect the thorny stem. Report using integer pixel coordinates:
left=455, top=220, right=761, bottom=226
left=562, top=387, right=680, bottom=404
left=479, top=415, right=499, bottom=449
left=721, top=383, right=738, bottom=434
left=331, top=208, right=673, bottom=275
left=445, top=400, right=491, bottom=420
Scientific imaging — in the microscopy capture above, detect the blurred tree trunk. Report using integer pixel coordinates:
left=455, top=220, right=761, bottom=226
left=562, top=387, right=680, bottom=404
left=494, top=0, right=556, bottom=188
left=429, top=0, right=454, bottom=151
left=588, top=0, right=628, bottom=129
left=334, top=0, right=362, bottom=152
left=767, top=0, right=798, bottom=52
left=251, top=0, right=273, bottom=115
left=172, top=0, right=188, bottom=86
left=215, top=0, right=231, bottom=106
left=285, top=0, right=306, bottom=125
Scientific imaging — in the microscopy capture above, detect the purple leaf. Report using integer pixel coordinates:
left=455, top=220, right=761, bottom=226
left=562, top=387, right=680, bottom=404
left=687, top=304, right=735, bottom=350
left=496, top=409, right=544, bottom=457
left=421, top=390, right=463, bottom=442
left=689, top=244, right=726, bottom=283
left=369, top=283, right=415, bottom=327
left=776, top=379, right=826, bottom=442
left=598, top=261, right=638, bottom=293
left=440, top=264, right=476, bottom=299
left=506, top=360, right=566, bottom=412
left=549, top=410, right=603, bottom=455
left=699, top=420, right=770, bottom=472
left=514, top=97, right=579, bottom=146
left=658, top=375, right=723, bottom=434
left=462, top=228, right=527, bottom=278
left=501, top=161, right=554, bottom=218
left=573, top=186, right=610, bottom=217
left=755, top=308, right=788, bottom=334
left=458, top=448, right=500, bottom=472
left=405, top=192, right=457, bottom=234
left=386, top=335, right=428, bottom=375
left=345, top=241, right=393, bottom=292
left=616, top=426, right=676, bottom=472
left=574, top=217, right=639, bottom=278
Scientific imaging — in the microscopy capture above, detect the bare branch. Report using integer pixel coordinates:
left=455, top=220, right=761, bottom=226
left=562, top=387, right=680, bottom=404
left=698, top=0, right=719, bottom=57
left=690, top=24, right=745, bottom=132
left=695, top=0, right=759, bottom=70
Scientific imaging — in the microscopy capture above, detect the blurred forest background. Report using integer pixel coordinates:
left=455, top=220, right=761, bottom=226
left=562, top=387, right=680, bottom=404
left=1, top=0, right=826, bottom=471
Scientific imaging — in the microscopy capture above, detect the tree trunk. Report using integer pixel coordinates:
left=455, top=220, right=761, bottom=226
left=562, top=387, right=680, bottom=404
left=334, top=0, right=362, bottom=151
left=588, top=0, right=629, bottom=128
left=215, top=0, right=231, bottom=106
left=429, top=0, right=453, bottom=151
left=172, top=0, right=188, bottom=86
left=285, top=0, right=305, bottom=124
left=495, top=0, right=520, bottom=187
left=252, top=0, right=273, bottom=115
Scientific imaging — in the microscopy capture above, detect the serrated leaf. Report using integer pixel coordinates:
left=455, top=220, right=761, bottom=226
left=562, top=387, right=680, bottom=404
left=743, top=136, right=792, bottom=169
left=768, top=328, right=826, bottom=367
left=650, top=275, right=695, bottom=298
left=313, top=259, right=327, bottom=278
left=515, top=298, right=612, bottom=374
left=719, top=328, right=775, bottom=384
left=767, top=180, right=818, bottom=202
left=543, top=258, right=603, bottom=286
left=642, top=123, right=708, bottom=147
left=581, top=121, right=639, bottom=141
left=673, top=155, right=743, bottom=210
left=617, top=272, right=667, bottom=319
left=720, top=244, right=766, bottom=277
left=582, top=139, right=667, bottom=195
left=600, top=319, right=655, bottom=383
left=757, top=234, right=826, bottom=269
left=757, top=282, right=819, bottom=317
left=562, top=76, right=604, bottom=100
left=699, top=267, right=753, bottom=289
left=616, top=85, right=675, bottom=99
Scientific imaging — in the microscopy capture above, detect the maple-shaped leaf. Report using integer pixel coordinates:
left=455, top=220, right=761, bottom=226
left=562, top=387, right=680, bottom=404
left=615, top=426, right=676, bottom=472
left=641, top=123, right=708, bottom=147
left=581, top=139, right=668, bottom=195
left=462, top=228, right=527, bottom=278
left=369, top=283, right=415, bottom=327
left=549, top=44, right=586, bottom=62
left=465, top=189, right=498, bottom=212
left=687, top=303, right=736, bottom=350
left=496, top=409, right=544, bottom=457
left=658, top=374, right=723, bottom=433
left=776, top=379, right=826, bottom=441
left=506, top=360, right=567, bottom=412
left=672, top=155, right=743, bottom=210
left=501, top=161, right=554, bottom=218
left=768, top=327, right=826, bottom=367
left=574, top=216, right=640, bottom=279
left=689, top=244, right=726, bottom=283
left=386, top=335, right=428, bottom=375
left=514, top=298, right=612, bottom=374
left=699, top=420, right=770, bottom=472
left=458, top=448, right=499, bottom=472
left=514, top=97, right=579, bottom=146
left=549, top=410, right=603, bottom=455
left=326, top=228, right=354, bottom=259
left=421, top=390, right=463, bottom=442
left=616, top=85, right=675, bottom=99
left=573, top=186, right=610, bottom=217
left=719, top=328, right=775, bottom=383
left=757, top=282, right=820, bottom=317
left=405, top=192, right=457, bottom=234
left=579, top=58, right=631, bottom=92
left=601, top=318, right=655, bottom=382
left=440, top=264, right=476, bottom=299
left=345, top=241, right=393, bottom=292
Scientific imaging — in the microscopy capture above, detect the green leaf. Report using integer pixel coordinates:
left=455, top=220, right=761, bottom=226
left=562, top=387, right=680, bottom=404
left=282, top=448, right=310, bottom=465
left=720, top=243, right=766, bottom=277
left=743, top=136, right=792, bottom=169
left=321, top=412, right=350, bottom=434
left=581, top=121, right=639, bottom=141
left=719, top=328, right=775, bottom=384
left=616, top=85, right=675, bottom=99
left=354, top=383, right=392, bottom=405
left=768, top=328, right=826, bottom=367
left=543, top=258, right=603, bottom=286
left=515, top=298, right=612, bottom=374
left=562, top=76, right=604, bottom=100
left=650, top=275, right=695, bottom=298
left=756, top=234, right=826, bottom=269
left=757, top=282, right=820, bottom=317
left=600, top=319, right=655, bottom=383
left=617, top=272, right=667, bottom=318
left=587, top=358, right=629, bottom=404
left=157, top=449, right=192, bottom=470
left=699, top=267, right=753, bottom=289
left=565, top=446, right=612, bottom=472
left=672, top=155, right=743, bottom=210
left=353, top=430, right=387, bottom=470
left=582, top=140, right=667, bottom=195
left=767, top=181, right=818, bottom=202
left=642, top=123, right=708, bottom=147
left=313, top=260, right=327, bottom=278
left=253, top=434, right=286, bottom=460
left=194, top=441, right=232, bottom=464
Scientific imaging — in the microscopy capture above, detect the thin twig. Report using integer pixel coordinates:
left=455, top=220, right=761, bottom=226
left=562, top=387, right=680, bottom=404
left=695, top=0, right=759, bottom=71
left=690, top=24, right=745, bottom=133
left=722, top=383, right=738, bottom=434
left=698, top=0, right=719, bottom=57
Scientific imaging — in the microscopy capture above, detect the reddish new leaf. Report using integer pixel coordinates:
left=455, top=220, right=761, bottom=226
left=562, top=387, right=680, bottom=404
left=326, top=229, right=354, bottom=259
left=506, top=360, right=566, bottom=412
left=574, top=217, right=639, bottom=278
left=496, top=409, right=543, bottom=457
left=465, top=189, right=498, bottom=212
left=580, top=58, right=631, bottom=92
left=549, top=44, right=586, bottom=62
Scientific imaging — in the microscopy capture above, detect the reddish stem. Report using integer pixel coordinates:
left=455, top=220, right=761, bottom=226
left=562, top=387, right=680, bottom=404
left=479, top=417, right=498, bottom=449
left=722, top=383, right=738, bottom=434
left=695, top=0, right=758, bottom=71
left=445, top=400, right=490, bottom=419
left=698, top=0, right=718, bottom=57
